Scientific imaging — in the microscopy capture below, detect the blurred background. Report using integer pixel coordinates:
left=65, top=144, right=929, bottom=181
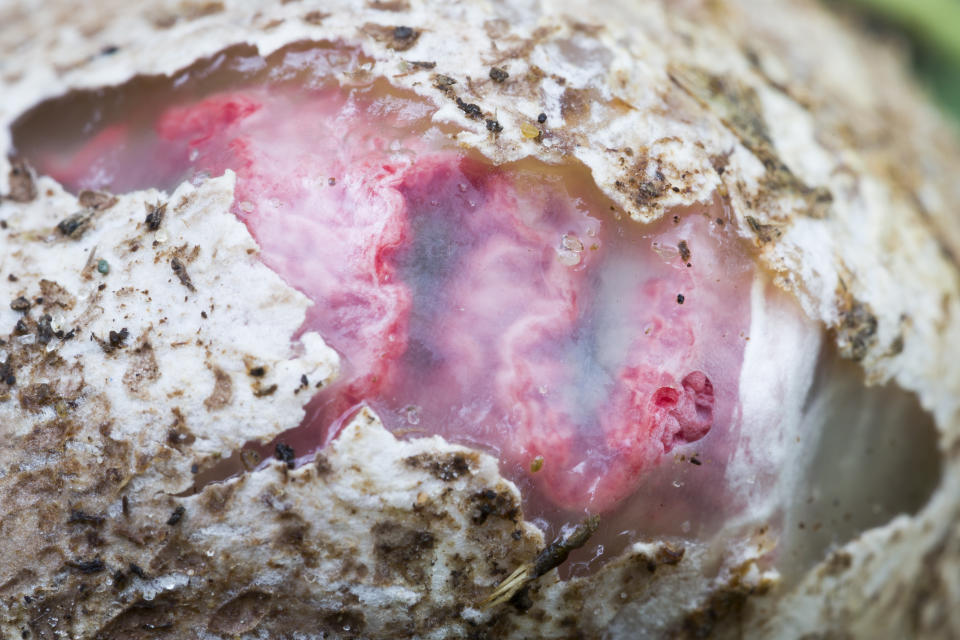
left=831, top=0, right=960, bottom=121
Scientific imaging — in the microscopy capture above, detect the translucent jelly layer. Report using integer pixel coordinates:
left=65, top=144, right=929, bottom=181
left=14, top=44, right=944, bottom=584
left=35, top=74, right=754, bottom=514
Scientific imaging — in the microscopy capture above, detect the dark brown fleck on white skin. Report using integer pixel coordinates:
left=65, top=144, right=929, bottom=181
left=57, top=210, right=96, bottom=239
left=204, top=366, right=233, bottom=410
left=77, top=189, right=117, bottom=211
left=405, top=451, right=476, bottom=481
left=372, top=521, right=436, bottom=583
left=5, top=159, right=37, bottom=203
left=170, top=257, right=196, bottom=291
left=468, top=487, right=520, bottom=526
left=302, top=10, right=330, bottom=26
left=145, top=201, right=167, bottom=231
left=745, top=215, right=782, bottom=244
left=433, top=73, right=456, bottom=94
left=253, top=383, right=278, bottom=397
left=38, top=279, right=76, bottom=310
left=364, top=23, right=421, bottom=51
left=367, top=0, right=411, bottom=12
left=489, top=66, right=509, bottom=83
left=123, top=338, right=161, bottom=395
left=166, top=504, right=186, bottom=525
left=835, top=297, right=879, bottom=362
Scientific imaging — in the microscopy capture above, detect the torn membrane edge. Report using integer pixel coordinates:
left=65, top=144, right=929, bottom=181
left=0, top=0, right=959, bottom=636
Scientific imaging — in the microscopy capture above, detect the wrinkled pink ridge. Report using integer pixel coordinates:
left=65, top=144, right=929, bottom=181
left=47, top=86, right=752, bottom=513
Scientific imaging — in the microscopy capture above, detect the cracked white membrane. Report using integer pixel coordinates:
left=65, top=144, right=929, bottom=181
left=0, top=0, right=958, bottom=638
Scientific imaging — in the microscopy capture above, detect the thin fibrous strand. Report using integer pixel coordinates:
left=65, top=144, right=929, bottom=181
left=481, top=564, right=531, bottom=608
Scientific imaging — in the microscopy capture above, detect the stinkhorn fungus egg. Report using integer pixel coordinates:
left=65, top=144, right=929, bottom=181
left=1, top=1, right=957, bottom=637
left=15, top=43, right=939, bottom=572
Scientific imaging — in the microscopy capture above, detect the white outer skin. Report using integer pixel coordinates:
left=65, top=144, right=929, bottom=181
left=0, top=172, right=338, bottom=457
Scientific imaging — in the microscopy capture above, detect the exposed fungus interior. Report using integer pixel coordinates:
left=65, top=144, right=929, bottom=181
left=10, top=42, right=940, bottom=582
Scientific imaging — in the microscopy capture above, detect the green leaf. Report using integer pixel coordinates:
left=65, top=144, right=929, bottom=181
left=840, top=0, right=960, bottom=66
left=830, top=0, right=960, bottom=119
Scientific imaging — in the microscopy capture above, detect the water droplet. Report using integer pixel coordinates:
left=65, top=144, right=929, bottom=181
left=561, top=233, right=584, bottom=252
left=556, top=249, right=581, bottom=266
left=190, top=170, right=210, bottom=186
left=404, top=405, right=421, bottom=425
left=188, top=148, right=199, bottom=162
left=672, top=480, right=683, bottom=488
left=557, top=233, right=585, bottom=266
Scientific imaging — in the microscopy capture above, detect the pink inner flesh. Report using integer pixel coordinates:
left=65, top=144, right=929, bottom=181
left=38, top=80, right=753, bottom=515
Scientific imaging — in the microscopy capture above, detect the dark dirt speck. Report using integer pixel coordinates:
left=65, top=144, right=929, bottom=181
left=405, top=452, right=474, bottom=481
left=145, top=202, right=167, bottom=231
left=372, top=521, right=436, bottom=583
left=170, top=257, right=196, bottom=292
left=78, top=190, right=117, bottom=210
left=469, top=488, right=519, bottom=525
left=486, top=119, right=503, bottom=133
left=166, top=505, right=185, bottom=526
left=7, top=159, right=37, bottom=203
left=68, top=558, right=106, bottom=574
left=393, top=25, right=415, bottom=40
left=275, top=443, right=296, bottom=469
left=489, top=67, right=509, bottom=83
left=456, top=97, right=483, bottom=119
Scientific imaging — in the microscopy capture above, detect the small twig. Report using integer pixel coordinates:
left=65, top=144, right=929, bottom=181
left=481, top=515, right=600, bottom=609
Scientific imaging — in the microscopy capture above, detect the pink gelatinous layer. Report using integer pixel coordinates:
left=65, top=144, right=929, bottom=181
left=43, top=84, right=753, bottom=513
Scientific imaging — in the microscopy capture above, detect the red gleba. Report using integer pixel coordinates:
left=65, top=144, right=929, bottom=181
left=43, top=84, right=753, bottom=513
